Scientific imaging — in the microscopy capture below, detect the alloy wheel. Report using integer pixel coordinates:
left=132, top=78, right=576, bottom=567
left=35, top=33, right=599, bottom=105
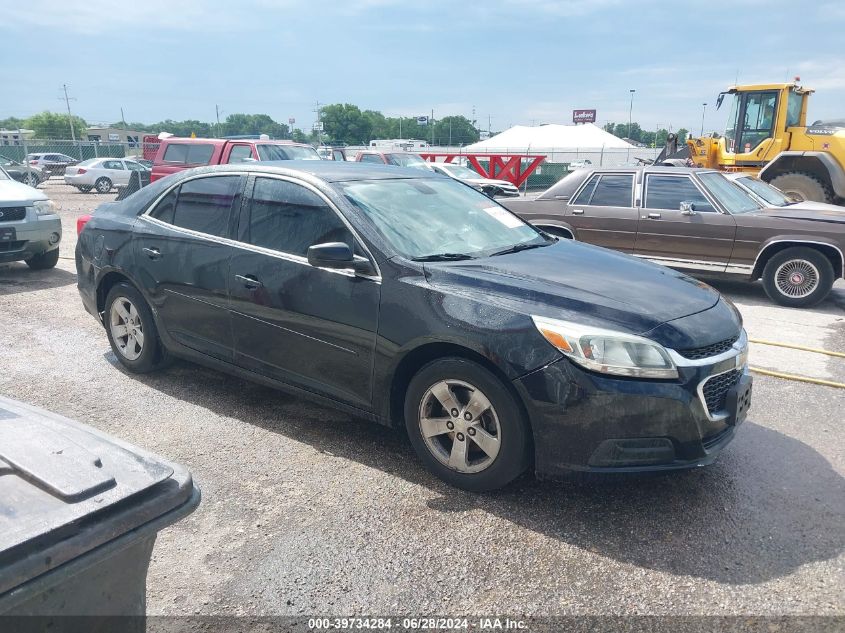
left=109, top=297, right=145, bottom=361
left=774, top=259, right=819, bottom=298
left=418, top=379, right=501, bottom=474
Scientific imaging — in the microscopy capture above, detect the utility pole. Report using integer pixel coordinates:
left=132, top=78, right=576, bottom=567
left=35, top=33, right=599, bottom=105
left=215, top=104, right=221, bottom=137
left=314, top=100, right=323, bottom=145
left=120, top=107, right=127, bottom=130
left=628, top=89, right=636, bottom=141
left=61, top=84, right=81, bottom=159
left=431, top=109, right=434, bottom=147
left=700, top=103, right=708, bottom=136
left=488, top=115, right=491, bottom=136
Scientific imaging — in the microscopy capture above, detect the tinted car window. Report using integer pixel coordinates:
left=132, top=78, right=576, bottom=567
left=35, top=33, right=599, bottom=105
left=149, top=188, right=178, bottom=224
left=241, top=177, right=351, bottom=256
left=227, top=145, right=253, bottom=163
left=587, top=174, right=634, bottom=206
left=571, top=174, right=599, bottom=205
left=645, top=175, right=715, bottom=212
left=359, top=154, right=383, bottom=164
left=162, top=143, right=215, bottom=165
left=171, top=176, right=242, bottom=238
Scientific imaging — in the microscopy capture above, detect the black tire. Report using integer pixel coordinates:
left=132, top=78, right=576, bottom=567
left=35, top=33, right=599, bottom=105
left=768, top=172, right=833, bottom=203
left=95, top=177, right=112, bottom=194
left=77, top=185, right=93, bottom=193
left=25, top=248, right=59, bottom=270
left=404, top=357, right=530, bottom=492
left=104, top=282, right=169, bottom=373
left=761, top=246, right=835, bottom=308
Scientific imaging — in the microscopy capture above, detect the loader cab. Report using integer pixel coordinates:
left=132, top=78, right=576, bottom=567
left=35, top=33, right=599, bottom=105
left=720, top=84, right=810, bottom=163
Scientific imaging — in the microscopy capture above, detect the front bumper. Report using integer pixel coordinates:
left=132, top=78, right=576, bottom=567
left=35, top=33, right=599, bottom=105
left=515, top=349, right=751, bottom=478
left=0, top=214, right=62, bottom=263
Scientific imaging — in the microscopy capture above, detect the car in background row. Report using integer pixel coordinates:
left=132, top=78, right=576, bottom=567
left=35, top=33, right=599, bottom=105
left=427, top=162, right=520, bottom=198
left=0, top=155, right=47, bottom=187
left=64, top=158, right=150, bottom=193
left=503, top=166, right=845, bottom=308
left=0, top=165, right=61, bottom=269
left=150, top=137, right=321, bottom=182
left=354, top=151, right=432, bottom=170
left=569, top=159, right=593, bottom=170
left=724, top=173, right=845, bottom=212
left=76, top=162, right=750, bottom=491
left=26, top=153, right=79, bottom=176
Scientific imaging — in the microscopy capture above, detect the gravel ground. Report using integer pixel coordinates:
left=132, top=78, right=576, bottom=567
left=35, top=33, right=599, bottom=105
left=1, top=180, right=843, bottom=619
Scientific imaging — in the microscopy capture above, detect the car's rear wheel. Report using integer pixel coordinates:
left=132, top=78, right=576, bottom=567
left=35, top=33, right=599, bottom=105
left=25, top=248, right=59, bottom=270
left=762, top=246, right=835, bottom=308
left=404, top=357, right=530, bottom=491
left=104, top=283, right=169, bottom=373
left=95, top=177, right=112, bottom=194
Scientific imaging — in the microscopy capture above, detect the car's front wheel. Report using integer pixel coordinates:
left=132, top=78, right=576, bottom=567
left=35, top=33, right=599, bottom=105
left=404, top=357, right=530, bottom=491
left=104, top=283, right=169, bottom=373
left=95, top=177, right=112, bottom=193
left=25, top=248, right=59, bottom=270
left=762, top=246, right=835, bottom=308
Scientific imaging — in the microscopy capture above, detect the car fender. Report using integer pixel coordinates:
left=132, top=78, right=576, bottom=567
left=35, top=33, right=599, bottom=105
left=752, top=235, right=845, bottom=279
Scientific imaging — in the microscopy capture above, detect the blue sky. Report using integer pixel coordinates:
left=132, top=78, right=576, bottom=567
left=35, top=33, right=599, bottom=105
left=2, top=0, right=844, bottom=135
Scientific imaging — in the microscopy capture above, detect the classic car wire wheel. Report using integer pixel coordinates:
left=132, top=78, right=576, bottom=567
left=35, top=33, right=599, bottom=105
left=109, top=297, right=144, bottom=361
left=418, top=379, right=501, bottom=474
left=774, top=259, right=820, bottom=298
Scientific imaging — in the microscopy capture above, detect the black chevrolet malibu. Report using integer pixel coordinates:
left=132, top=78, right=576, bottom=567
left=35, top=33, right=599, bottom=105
left=76, top=162, right=752, bottom=491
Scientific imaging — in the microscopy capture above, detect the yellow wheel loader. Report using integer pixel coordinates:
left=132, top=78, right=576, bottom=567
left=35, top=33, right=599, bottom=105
left=683, top=80, right=845, bottom=204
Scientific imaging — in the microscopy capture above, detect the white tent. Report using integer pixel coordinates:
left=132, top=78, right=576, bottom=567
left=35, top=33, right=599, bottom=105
left=465, top=123, right=634, bottom=151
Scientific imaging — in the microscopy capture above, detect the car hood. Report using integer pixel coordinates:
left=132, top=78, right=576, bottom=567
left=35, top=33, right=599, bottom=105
left=0, top=179, right=47, bottom=203
left=423, top=240, right=724, bottom=337
left=762, top=202, right=845, bottom=222
left=470, top=178, right=517, bottom=188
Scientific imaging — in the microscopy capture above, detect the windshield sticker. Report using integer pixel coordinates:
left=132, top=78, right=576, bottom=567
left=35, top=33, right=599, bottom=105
left=484, top=206, right=523, bottom=228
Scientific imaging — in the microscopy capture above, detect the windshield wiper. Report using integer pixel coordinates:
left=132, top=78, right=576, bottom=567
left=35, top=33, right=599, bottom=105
left=490, top=240, right=551, bottom=257
left=411, top=253, right=475, bottom=262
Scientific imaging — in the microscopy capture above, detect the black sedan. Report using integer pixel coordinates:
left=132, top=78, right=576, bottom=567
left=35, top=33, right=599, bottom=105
left=76, top=162, right=751, bottom=491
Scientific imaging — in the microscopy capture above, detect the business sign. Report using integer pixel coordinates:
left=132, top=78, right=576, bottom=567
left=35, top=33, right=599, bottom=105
left=572, top=109, right=597, bottom=124
left=312, top=121, right=324, bottom=131
left=288, top=117, right=295, bottom=125
left=417, top=116, right=429, bottom=126
left=108, top=133, right=120, bottom=141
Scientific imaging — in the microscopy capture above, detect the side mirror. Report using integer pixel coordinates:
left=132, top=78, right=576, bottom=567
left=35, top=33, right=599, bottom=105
left=306, top=242, right=376, bottom=276
left=680, top=201, right=697, bottom=215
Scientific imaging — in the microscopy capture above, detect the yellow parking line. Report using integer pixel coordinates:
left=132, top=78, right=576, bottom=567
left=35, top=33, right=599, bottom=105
left=749, top=339, right=845, bottom=358
left=749, top=366, right=845, bottom=389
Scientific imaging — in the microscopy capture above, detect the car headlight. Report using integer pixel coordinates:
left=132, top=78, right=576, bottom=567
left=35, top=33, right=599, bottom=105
left=33, top=200, right=56, bottom=216
left=531, top=315, right=678, bottom=379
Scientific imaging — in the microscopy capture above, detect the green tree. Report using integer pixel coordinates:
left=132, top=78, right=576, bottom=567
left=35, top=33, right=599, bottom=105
left=320, top=104, right=373, bottom=145
left=432, top=116, right=479, bottom=145
left=222, top=113, right=288, bottom=139
left=24, top=111, right=88, bottom=139
left=0, top=117, right=26, bottom=131
left=677, top=128, right=689, bottom=144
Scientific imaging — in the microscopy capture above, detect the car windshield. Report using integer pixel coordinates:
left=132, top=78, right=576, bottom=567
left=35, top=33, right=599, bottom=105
left=440, top=164, right=482, bottom=179
left=390, top=154, right=427, bottom=168
left=257, top=144, right=320, bottom=160
left=699, top=172, right=761, bottom=214
left=735, top=176, right=792, bottom=206
left=338, top=177, right=545, bottom=259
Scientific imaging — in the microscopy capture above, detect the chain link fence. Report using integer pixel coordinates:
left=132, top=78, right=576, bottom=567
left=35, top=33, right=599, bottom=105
left=1, top=136, right=662, bottom=194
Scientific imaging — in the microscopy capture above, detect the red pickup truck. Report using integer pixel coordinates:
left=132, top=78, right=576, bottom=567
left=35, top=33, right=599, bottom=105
left=150, top=137, right=321, bottom=182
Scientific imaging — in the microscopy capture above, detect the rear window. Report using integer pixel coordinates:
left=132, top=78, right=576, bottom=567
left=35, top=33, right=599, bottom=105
left=162, top=143, right=215, bottom=165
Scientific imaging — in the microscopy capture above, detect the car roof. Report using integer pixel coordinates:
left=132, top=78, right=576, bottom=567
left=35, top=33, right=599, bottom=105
left=177, top=160, right=441, bottom=183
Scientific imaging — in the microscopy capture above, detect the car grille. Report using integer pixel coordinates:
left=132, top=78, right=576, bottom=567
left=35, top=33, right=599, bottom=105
left=701, top=369, right=742, bottom=415
left=0, top=240, right=27, bottom=253
left=0, top=207, right=27, bottom=222
left=678, top=336, right=738, bottom=360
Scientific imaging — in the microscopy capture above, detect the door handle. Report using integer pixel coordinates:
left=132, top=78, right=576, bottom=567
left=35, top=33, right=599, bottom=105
left=644, top=213, right=662, bottom=220
left=571, top=209, right=585, bottom=215
left=142, top=247, right=162, bottom=260
left=235, top=274, right=262, bottom=289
